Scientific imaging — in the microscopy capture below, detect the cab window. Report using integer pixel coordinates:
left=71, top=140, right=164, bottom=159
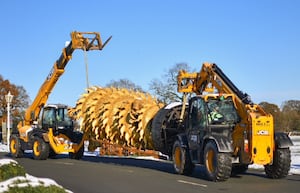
left=190, top=98, right=206, bottom=129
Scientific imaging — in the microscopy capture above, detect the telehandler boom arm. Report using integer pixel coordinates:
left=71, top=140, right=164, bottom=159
left=23, top=31, right=111, bottom=126
left=177, top=62, right=252, bottom=104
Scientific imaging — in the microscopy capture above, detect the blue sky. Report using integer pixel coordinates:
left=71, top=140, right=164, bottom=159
left=1, top=0, right=299, bottom=107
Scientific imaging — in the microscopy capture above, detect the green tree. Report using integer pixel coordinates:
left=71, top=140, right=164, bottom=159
left=259, top=102, right=283, bottom=131
left=281, top=100, right=300, bottom=132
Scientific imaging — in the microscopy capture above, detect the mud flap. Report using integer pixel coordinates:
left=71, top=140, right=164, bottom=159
left=275, top=132, right=293, bottom=148
left=210, top=135, right=233, bottom=153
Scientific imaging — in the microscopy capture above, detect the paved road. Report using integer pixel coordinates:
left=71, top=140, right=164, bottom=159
left=1, top=152, right=299, bottom=193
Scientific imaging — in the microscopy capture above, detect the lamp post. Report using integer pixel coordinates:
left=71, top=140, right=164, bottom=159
left=5, top=91, right=13, bottom=152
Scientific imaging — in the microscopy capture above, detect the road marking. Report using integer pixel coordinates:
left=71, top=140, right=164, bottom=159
left=55, top=161, right=74, bottom=165
left=119, top=168, right=134, bottom=173
left=177, top=180, right=207, bottom=187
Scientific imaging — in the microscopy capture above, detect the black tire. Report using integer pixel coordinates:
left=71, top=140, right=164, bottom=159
left=172, top=140, right=195, bottom=175
left=48, top=148, right=57, bottom=159
left=151, top=104, right=185, bottom=155
left=151, top=108, right=171, bottom=154
left=33, top=136, right=49, bottom=160
left=231, top=164, right=248, bottom=176
left=69, top=132, right=84, bottom=160
left=204, top=141, right=232, bottom=181
left=264, top=148, right=291, bottom=179
left=69, top=145, right=84, bottom=160
left=9, top=135, right=24, bottom=158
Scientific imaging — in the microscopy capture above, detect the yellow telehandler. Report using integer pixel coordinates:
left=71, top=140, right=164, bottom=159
left=10, top=31, right=111, bottom=160
left=151, top=62, right=293, bottom=181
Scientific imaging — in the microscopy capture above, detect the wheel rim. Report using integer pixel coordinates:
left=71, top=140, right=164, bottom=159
left=10, top=139, right=17, bottom=154
left=174, top=146, right=182, bottom=169
left=206, top=149, right=215, bottom=173
left=33, top=140, right=41, bottom=156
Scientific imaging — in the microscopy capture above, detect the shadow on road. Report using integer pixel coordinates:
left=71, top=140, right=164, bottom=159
left=80, top=154, right=209, bottom=180
left=1, top=151, right=275, bottom=182
left=1, top=151, right=208, bottom=180
left=82, top=154, right=292, bottom=182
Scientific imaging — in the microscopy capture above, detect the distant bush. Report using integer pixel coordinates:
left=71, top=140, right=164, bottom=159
left=0, top=161, right=26, bottom=181
left=4, top=185, right=68, bottom=193
left=0, top=161, right=68, bottom=193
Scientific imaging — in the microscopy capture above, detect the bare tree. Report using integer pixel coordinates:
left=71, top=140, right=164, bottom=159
left=0, top=75, right=30, bottom=127
left=149, top=63, right=192, bottom=104
left=106, top=78, right=144, bottom=92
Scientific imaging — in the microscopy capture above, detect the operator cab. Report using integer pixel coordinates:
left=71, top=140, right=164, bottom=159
left=187, top=94, right=240, bottom=163
left=188, top=94, right=240, bottom=129
left=206, top=95, right=240, bottom=125
left=39, top=104, right=73, bottom=132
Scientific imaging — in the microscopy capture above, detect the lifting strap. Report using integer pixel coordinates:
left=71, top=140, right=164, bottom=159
left=83, top=46, right=90, bottom=89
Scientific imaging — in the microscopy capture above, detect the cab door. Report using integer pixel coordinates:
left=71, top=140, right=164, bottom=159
left=41, top=107, right=57, bottom=130
left=187, top=97, right=207, bottom=162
